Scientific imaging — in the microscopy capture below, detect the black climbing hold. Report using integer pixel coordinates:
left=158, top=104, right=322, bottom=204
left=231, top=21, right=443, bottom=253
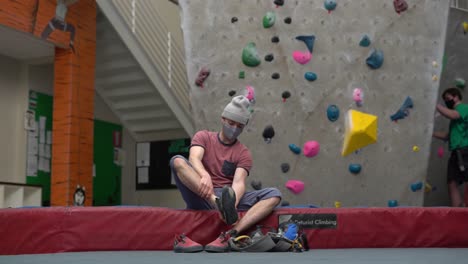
left=282, top=91, right=291, bottom=101
left=262, top=125, right=275, bottom=143
left=284, top=17, right=292, bottom=24
left=228, top=90, right=236, bottom=97
left=271, top=36, right=280, bottom=43
left=251, top=180, right=262, bottom=190
left=231, top=17, right=238, bottom=23
left=281, top=200, right=290, bottom=206
left=272, top=73, right=280, bottom=79
left=265, top=54, right=274, bottom=62
left=274, top=0, right=284, bottom=6
left=281, top=163, right=290, bottom=173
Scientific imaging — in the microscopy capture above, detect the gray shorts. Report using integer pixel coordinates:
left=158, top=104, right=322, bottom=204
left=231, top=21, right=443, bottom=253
left=170, top=155, right=282, bottom=211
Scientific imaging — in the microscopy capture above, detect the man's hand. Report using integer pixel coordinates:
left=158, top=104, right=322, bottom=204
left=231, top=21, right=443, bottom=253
left=199, top=175, right=214, bottom=200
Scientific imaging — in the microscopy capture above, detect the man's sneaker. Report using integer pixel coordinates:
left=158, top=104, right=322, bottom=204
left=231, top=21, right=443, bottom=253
left=215, top=186, right=238, bottom=225
left=204, top=232, right=232, bottom=253
left=173, top=234, right=204, bottom=253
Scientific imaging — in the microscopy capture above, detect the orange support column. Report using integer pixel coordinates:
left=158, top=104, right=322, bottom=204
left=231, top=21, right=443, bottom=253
left=50, top=0, right=96, bottom=206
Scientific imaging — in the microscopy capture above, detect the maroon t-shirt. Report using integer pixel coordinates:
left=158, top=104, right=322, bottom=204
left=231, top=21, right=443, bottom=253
left=190, top=130, right=252, bottom=188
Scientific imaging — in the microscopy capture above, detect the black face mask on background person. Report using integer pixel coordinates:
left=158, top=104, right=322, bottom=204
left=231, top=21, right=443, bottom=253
left=445, top=99, right=455, bottom=109
left=222, top=123, right=243, bottom=140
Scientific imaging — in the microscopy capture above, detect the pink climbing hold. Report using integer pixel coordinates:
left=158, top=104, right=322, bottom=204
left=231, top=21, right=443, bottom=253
left=353, top=88, right=363, bottom=106
left=195, top=67, right=210, bottom=88
left=286, top=180, right=305, bottom=194
left=437, top=146, right=444, bottom=158
left=245, top=85, right=255, bottom=102
left=303, top=141, right=320, bottom=157
left=292, top=50, right=312, bottom=65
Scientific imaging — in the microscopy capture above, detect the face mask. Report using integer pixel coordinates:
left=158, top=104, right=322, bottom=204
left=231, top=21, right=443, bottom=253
left=445, top=99, right=455, bottom=109
left=222, top=123, right=243, bottom=140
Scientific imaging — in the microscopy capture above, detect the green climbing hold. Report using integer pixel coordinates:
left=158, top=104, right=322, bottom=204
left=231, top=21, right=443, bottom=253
left=242, top=42, right=261, bottom=67
left=263, top=12, right=276, bottom=28
left=455, top=78, right=466, bottom=89
left=239, top=71, right=245, bottom=79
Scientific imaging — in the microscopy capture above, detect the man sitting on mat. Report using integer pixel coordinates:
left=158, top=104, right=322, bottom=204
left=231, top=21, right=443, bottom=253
left=170, top=95, right=282, bottom=253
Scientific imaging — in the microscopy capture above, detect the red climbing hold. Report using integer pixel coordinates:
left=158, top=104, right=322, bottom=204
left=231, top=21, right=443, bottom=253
left=393, top=0, right=408, bottom=15
left=195, top=67, right=210, bottom=88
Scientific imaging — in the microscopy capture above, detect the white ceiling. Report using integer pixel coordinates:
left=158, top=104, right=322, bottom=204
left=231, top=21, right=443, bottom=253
left=0, top=25, right=54, bottom=61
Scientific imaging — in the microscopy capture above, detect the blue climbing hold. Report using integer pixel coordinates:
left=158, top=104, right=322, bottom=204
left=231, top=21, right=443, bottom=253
left=366, top=49, right=384, bottom=69
left=388, top=200, right=398, bottom=207
left=305, top=72, right=318, bottom=81
left=349, top=164, right=362, bottom=174
left=327, top=105, right=340, bottom=122
left=410, top=181, right=423, bottom=192
left=295, top=35, right=316, bottom=53
left=359, top=35, right=371, bottom=47
left=324, top=0, right=337, bottom=13
left=289, top=144, right=301, bottom=155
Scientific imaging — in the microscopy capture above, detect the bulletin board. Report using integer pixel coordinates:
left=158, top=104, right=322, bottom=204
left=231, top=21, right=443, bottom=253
left=26, top=91, right=53, bottom=206
left=25, top=91, right=123, bottom=206
left=93, top=119, right=122, bottom=206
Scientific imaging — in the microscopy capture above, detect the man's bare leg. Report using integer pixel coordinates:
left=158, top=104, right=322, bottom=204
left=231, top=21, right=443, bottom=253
left=231, top=197, right=280, bottom=234
left=448, top=181, right=463, bottom=207
left=172, top=157, right=217, bottom=205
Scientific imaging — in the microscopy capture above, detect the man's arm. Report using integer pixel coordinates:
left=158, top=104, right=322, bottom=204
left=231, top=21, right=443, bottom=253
left=231, top=168, right=247, bottom=208
left=189, top=146, right=213, bottom=199
left=436, top=103, right=460, bottom=120
left=433, top=131, right=449, bottom=141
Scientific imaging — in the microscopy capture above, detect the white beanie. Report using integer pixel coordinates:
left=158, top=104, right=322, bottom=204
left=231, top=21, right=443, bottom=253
left=222, top=95, right=251, bottom=125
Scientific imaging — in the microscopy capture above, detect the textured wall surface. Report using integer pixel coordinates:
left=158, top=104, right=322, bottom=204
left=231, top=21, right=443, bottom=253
left=425, top=8, right=468, bottom=206
left=180, top=0, right=450, bottom=207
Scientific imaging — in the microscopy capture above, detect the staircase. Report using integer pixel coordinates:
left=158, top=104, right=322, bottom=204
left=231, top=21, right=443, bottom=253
left=95, top=0, right=193, bottom=142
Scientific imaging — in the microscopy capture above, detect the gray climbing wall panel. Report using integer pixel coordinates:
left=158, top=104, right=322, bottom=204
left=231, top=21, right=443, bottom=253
left=180, top=0, right=450, bottom=207
left=425, top=7, right=468, bottom=206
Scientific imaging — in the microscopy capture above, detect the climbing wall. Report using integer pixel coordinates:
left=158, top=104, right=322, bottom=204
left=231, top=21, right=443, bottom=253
left=180, top=0, right=450, bottom=207
left=425, top=7, right=468, bottom=206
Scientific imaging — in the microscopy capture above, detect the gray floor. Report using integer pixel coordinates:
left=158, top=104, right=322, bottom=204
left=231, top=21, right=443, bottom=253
left=0, top=248, right=467, bottom=264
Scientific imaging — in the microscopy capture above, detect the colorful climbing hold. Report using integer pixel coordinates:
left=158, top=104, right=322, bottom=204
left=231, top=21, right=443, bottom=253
left=286, top=180, right=305, bottom=194
left=263, top=12, right=276, bottom=28
left=242, top=42, right=261, bottom=67
left=295, top=35, right=316, bottom=53
left=305, top=72, right=317, bottom=81
left=410, top=181, right=423, bottom=192
left=353, top=88, right=363, bottom=107
left=281, top=163, right=290, bottom=173
left=425, top=181, right=436, bottom=193
left=455, top=78, right=466, bottom=89
left=271, top=36, right=280, bottom=43
left=251, top=180, right=262, bottom=190
left=432, top=75, right=438, bottom=82
left=262, top=125, right=275, bottom=143
left=245, top=85, right=255, bottom=102
left=334, top=201, right=341, bottom=208
left=388, top=200, right=398, bottom=207
left=327, top=105, right=340, bottom=122
left=342, top=110, right=378, bottom=157
left=432, top=61, right=438, bottom=68
left=366, top=49, right=384, bottom=69
left=284, top=17, right=292, bottom=24
left=390, top=96, right=413, bottom=122
left=359, top=35, right=371, bottom=47
left=239, top=71, right=245, bottom=79
left=349, top=164, right=362, bottom=174
left=231, top=17, right=238, bottom=23
left=289, top=143, right=301, bottom=154
left=272, top=73, right=280, bottom=79
left=324, top=0, right=337, bottom=13
left=265, top=54, right=274, bottom=62
left=292, top=50, right=312, bottom=65
left=437, top=146, right=444, bottom=158
left=195, top=67, right=210, bottom=88
left=228, top=90, right=236, bottom=97
left=303, top=141, right=320, bottom=158
left=282, top=91, right=291, bottom=102
left=393, top=0, right=408, bottom=15
left=464, top=22, right=468, bottom=34
left=412, top=146, right=419, bottom=152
